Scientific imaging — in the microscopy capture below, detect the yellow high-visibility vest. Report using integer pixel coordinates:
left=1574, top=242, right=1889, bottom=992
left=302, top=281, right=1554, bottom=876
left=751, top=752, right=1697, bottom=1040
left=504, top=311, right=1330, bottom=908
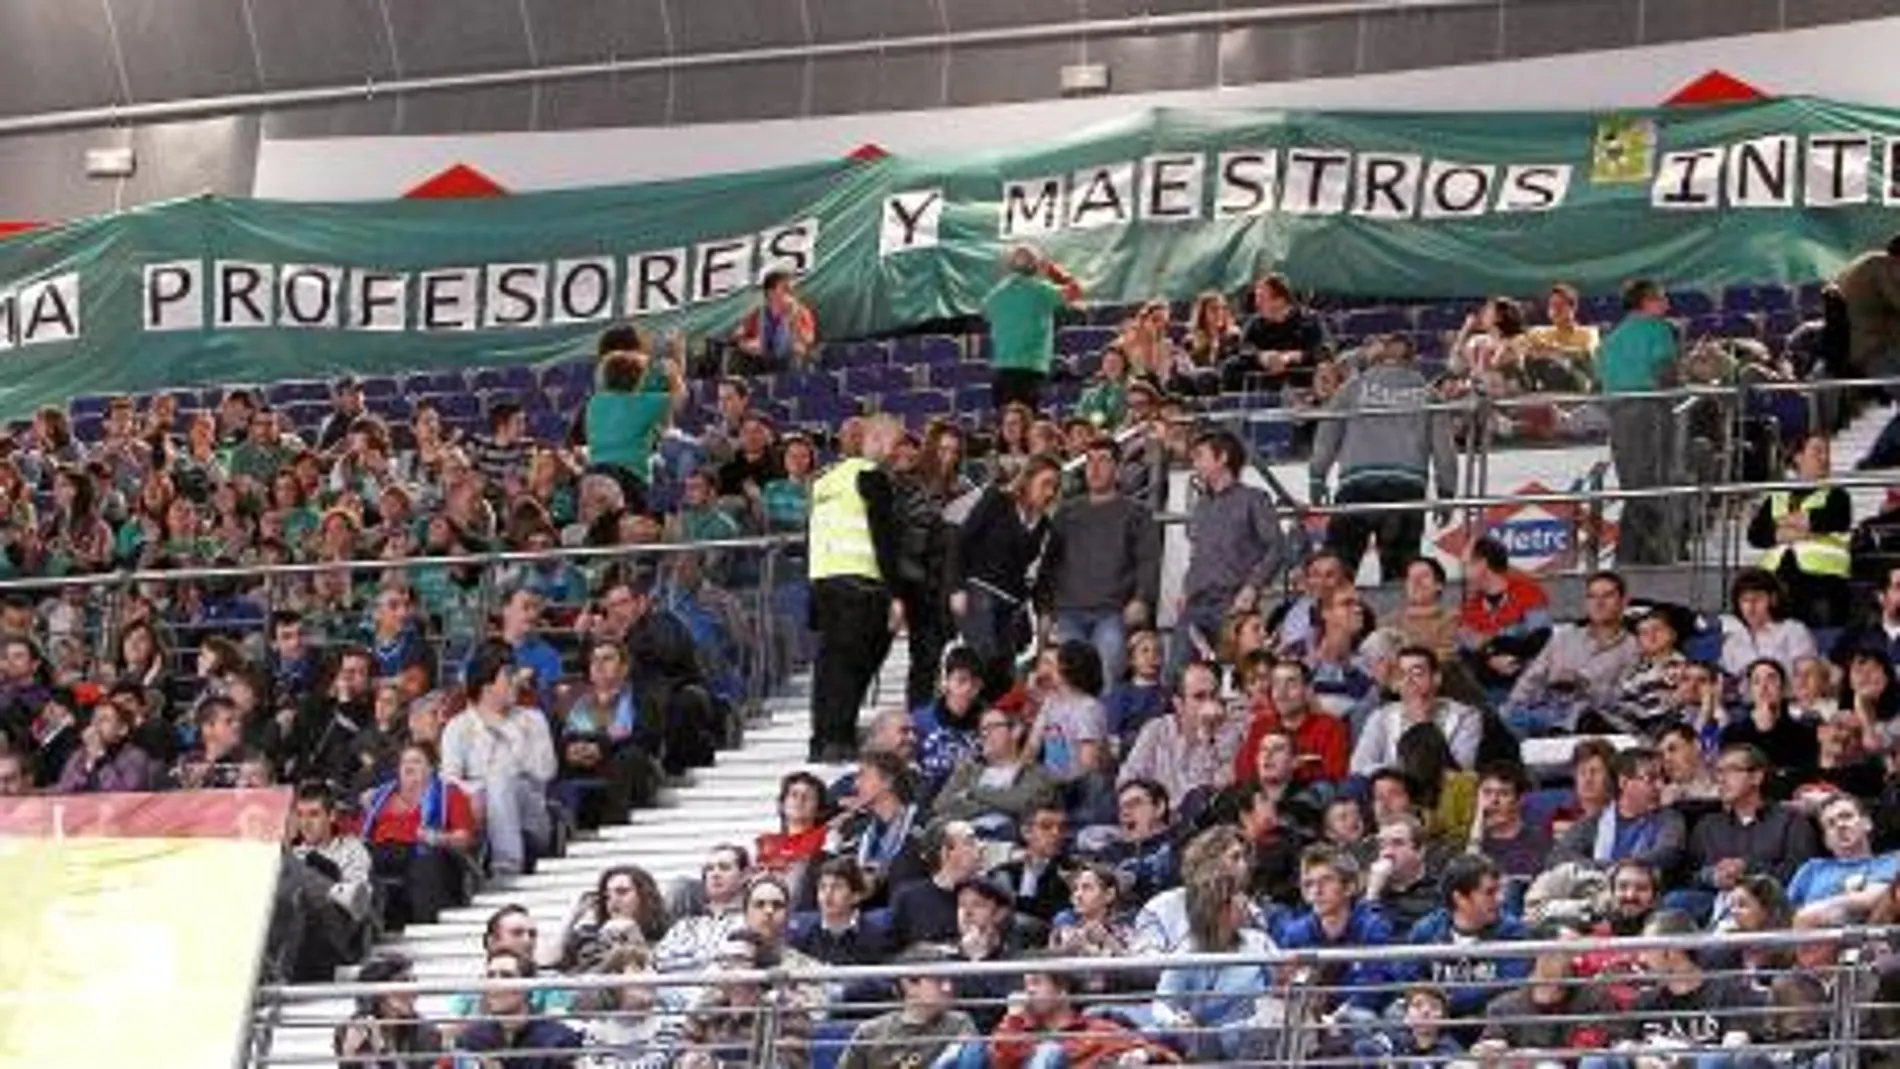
left=808, top=457, right=882, bottom=581
left=1760, top=489, right=1851, bottom=578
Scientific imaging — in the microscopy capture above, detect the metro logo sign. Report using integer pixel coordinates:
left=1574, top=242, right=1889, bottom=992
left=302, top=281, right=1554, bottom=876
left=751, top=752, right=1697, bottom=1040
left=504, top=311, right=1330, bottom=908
left=1434, top=480, right=1619, bottom=574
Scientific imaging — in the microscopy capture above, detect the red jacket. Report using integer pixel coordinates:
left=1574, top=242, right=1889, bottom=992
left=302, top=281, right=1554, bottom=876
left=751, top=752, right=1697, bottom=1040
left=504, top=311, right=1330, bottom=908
left=1459, top=569, right=1552, bottom=644
left=990, top=1011, right=1179, bottom=1069
left=1232, top=701, right=1350, bottom=785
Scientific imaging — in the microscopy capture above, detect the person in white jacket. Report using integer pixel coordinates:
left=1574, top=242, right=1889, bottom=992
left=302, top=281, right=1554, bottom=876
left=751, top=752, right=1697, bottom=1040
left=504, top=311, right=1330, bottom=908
left=1349, top=645, right=1482, bottom=776
left=441, top=638, right=558, bottom=875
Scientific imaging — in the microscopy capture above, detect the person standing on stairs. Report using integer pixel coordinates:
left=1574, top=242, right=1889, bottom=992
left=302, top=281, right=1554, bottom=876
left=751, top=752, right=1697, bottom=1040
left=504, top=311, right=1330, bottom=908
left=1837, top=234, right=1900, bottom=468
left=1597, top=278, right=1683, bottom=567
left=807, top=416, right=910, bottom=764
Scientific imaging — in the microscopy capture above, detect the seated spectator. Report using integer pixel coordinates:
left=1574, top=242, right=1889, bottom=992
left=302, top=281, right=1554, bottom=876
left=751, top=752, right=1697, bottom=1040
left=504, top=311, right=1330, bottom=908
left=55, top=700, right=155, bottom=793
left=1290, top=586, right=1381, bottom=727
left=1223, top=272, right=1326, bottom=392
left=1521, top=282, right=1600, bottom=390
left=1394, top=557, right=1460, bottom=663
left=283, top=645, right=377, bottom=792
left=1787, top=793, right=1899, bottom=924
left=1221, top=778, right=1308, bottom=906
left=948, top=878, right=1044, bottom=1034
left=1367, top=813, right=1442, bottom=935
left=1831, top=562, right=1900, bottom=668
left=0, top=749, right=30, bottom=796
left=1087, top=778, right=1181, bottom=905
left=932, top=706, right=1057, bottom=838
left=1025, top=640, right=1111, bottom=818
left=1799, top=704, right=1885, bottom=800
left=1471, top=760, right=1554, bottom=888
left=653, top=844, right=751, bottom=973
left=756, top=771, right=832, bottom=879
left=1233, top=658, right=1350, bottom=787
left=889, top=819, right=986, bottom=947
left=1719, top=569, right=1818, bottom=683
left=555, top=639, right=662, bottom=827
left=1239, top=729, right=1324, bottom=835
left=441, top=640, right=558, bottom=875
left=988, top=955, right=1179, bottom=1069
left=1275, top=845, right=1395, bottom=1019
left=558, top=863, right=669, bottom=974
left=991, top=802, right=1073, bottom=923
left=914, top=646, right=986, bottom=799
left=1047, top=858, right=1133, bottom=966
left=1458, top=537, right=1553, bottom=691
left=1268, top=549, right=1351, bottom=657
left=1748, top=431, right=1852, bottom=629
left=169, top=695, right=249, bottom=789
left=1398, top=720, right=1479, bottom=848
left=331, top=955, right=446, bottom=1068
left=828, top=749, right=927, bottom=904
left=1602, top=909, right=1768, bottom=1064
left=1502, top=571, right=1639, bottom=737
left=1472, top=924, right=1622, bottom=1062
left=1351, top=646, right=1482, bottom=776
left=1838, top=648, right=1900, bottom=754
left=732, top=270, right=817, bottom=370
left=1397, top=854, right=1532, bottom=1021
left=1119, top=659, right=1244, bottom=808
left=358, top=741, right=476, bottom=930
left=1151, top=869, right=1275, bottom=1063
left=1351, top=985, right=1463, bottom=1067
left=1678, top=743, right=1819, bottom=923
left=1131, top=826, right=1254, bottom=955
left=1595, top=604, right=1694, bottom=738
left=1103, top=628, right=1168, bottom=754
left=364, top=585, right=432, bottom=689
left=571, top=942, right=688, bottom=1065
left=1721, top=659, right=1820, bottom=774
left=1074, top=344, right=1130, bottom=430
left=714, top=411, right=782, bottom=520
left=789, top=857, right=893, bottom=971
left=829, top=708, right=921, bottom=806
left=835, top=945, right=977, bottom=1069
left=281, top=781, right=373, bottom=983
left=1552, top=747, right=1686, bottom=875
left=456, top=948, right=584, bottom=1065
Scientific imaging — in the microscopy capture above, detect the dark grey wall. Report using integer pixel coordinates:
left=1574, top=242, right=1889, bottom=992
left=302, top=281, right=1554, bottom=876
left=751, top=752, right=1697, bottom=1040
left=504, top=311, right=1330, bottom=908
left=1, top=0, right=1898, bottom=219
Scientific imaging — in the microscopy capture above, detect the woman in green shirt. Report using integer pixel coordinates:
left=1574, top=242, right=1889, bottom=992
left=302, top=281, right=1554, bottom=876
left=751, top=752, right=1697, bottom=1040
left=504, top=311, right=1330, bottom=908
left=581, top=341, right=684, bottom=515
left=1074, top=345, right=1131, bottom=430
left=760, top=433, right=817, bottom=533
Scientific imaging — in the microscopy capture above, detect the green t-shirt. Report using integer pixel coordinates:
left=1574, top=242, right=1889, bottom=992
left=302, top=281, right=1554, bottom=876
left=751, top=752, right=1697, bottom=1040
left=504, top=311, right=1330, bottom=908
left=585, top=390, right=669, bottom=482
left=983, top=274, right=1067, bottom=374
left=1597, top=314, right=1678, bottom=395
left=1074, top=381, right=1127, bottom=428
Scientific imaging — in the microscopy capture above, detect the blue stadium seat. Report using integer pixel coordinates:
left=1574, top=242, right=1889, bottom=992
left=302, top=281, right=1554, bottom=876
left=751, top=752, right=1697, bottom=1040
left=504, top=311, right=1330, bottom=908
left=1797, top=281, right=1826, bottom=318
left=955, top=385, right=991, bottom=413
left=1417, top=304, right=1466, bottom=334
left=359, top=376, right=399, bottom=400
left=472, top=366, right=537, bottom=394
left=529, top=411, right=568, bottom=443
left=775, top=371, right=838, bottom=401
left=799, top=394, right=861, bottom=424
left=283, top=401, right=329, bottom=433
left=404, top=371, right=466, bottom=397
left=1056, top=327, right=1117, bottom=357
left=892, top=336, right=961, bottom=367
left=929, top=362, right=991, bottom=390
left=540, top=362, right=594, bottom=393
left=1666, top=290, right=1716, bottom=317
left=68, top=395, right=110, bottom=419
left=366, top=396, right=412, bottom=422
left=1747, top=389, right=1810, bottom=443
left=843, top=366, right=912, bottom=396
left=1723, top=283, right=1794, bottom=313
left=266, top=380, right=331, bottom=406
left=434, top=393, right=481, bottom=422
left=1342, top=308, right=1412, bottom=336
left=72, top=415, right=103, bottom=443
left=884, top=391, right=951, bottom=427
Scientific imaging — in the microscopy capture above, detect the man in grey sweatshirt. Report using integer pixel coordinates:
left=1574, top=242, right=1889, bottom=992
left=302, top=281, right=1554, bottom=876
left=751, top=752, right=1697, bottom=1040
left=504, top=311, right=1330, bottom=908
left=1180, top=428, right=1289, bottom=667
left=1310, top=336, right=1461, bottom=583
left=1046, top=436, right=1163, bottom=684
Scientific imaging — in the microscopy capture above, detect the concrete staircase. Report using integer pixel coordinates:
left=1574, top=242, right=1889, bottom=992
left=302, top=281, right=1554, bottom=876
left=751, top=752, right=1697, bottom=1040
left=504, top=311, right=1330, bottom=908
left=256, top=655, right=905, bottom=1066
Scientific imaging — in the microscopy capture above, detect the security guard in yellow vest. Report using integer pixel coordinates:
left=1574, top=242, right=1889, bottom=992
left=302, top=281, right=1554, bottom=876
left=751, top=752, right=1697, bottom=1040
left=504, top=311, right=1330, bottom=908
left=807, top=416, right=907, bottom=763
left=1748, top=432, right=1853, bottom=627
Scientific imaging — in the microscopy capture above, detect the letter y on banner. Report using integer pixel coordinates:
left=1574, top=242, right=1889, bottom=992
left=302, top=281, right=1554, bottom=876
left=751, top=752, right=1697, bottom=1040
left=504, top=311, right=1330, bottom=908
left=881, top=190, right=943, bottom=257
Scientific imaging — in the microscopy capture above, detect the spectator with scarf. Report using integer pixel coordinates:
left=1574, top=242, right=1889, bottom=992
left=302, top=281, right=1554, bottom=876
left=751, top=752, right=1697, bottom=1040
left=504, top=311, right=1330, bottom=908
left=358, top=741, right=476, bottom=929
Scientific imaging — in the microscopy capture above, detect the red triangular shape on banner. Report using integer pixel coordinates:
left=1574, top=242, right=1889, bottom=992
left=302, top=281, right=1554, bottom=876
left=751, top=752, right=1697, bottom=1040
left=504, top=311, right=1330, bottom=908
left=847, top=143, right=890, bottom=162
left=1664, top=70, right=1769, bottom=107
left=404, top=163, right=510, bottom=199
left=0, top=221, right=40, bottom=239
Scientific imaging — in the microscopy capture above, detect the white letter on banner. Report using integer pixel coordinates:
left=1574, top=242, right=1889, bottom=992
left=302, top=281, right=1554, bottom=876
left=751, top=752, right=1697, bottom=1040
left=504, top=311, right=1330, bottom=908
left=1805, top=134, right=1871, bottom=207
left=18, top=273, right=79, bottom=346
left=143, top=261, right=203, bottom=331
left=1886, top=140, right=1900, bottom=206
left=350, top=271, right=408, bottom=332
left=418, top=268, right=479, bottom=331
left=280, top=265, right=343, bottom=329
left=1352, top=154, right=1422, bottom=219
left=628, top=250, right=686, bottom=315
left=214, top=261, right=275, bottom=328
left=760, top=219, right=818, bottom=277
left=1141, top=154, right=1204, bottom=223
left=1496, top=165, right=1571, bottom=213
left=1651, top=149, right=1724, bottom=210
left=1279, top=149, right=1350, bottom=215
left=1000, top=177, right=1063, bottom=238
left=0, top=289, right=16, bottom=352
left=694, top=236, right=755, bottom=304
left=551, top=258, right=614, bottom=324
left=483, top=263, right=548, bottom=330
left=1419, top=162, right=1496, bottom=219
left=1067, top=164, right=1134, bottom=231
left=1726, top=135, right=1796, bottom=208
left=1215, top=151, right=1279, bottom=218
left=880, top=190, right=943, bottom=257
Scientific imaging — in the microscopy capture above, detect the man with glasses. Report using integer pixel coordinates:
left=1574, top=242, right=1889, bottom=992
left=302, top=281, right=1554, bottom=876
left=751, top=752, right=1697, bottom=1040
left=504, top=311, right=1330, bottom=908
left=1234, top=659, right=1349, bottom=787
left=1350, top=646, right=1482, bottom=776
left=1120, top=660, right=1245, bottom=807
left=1677, top=743, right=1819, bottom=924
left=931, top=710, right=1058, bottom=839
left=1553, top=747, right=1687, bottom=876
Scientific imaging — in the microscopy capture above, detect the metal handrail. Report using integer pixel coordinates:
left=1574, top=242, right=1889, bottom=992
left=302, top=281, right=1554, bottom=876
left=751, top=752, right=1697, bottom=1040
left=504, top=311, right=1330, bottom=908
left=256, top=925, right=1889, bottom=1003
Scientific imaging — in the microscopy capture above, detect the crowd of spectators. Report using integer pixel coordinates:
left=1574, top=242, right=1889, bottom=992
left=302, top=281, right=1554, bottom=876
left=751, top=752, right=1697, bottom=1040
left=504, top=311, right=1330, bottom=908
left=0, top=250, right=1893, bottom=1067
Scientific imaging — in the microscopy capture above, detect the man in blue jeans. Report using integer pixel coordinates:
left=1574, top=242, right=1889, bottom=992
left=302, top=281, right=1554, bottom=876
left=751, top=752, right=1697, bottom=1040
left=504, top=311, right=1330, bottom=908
left=1046, top=437, right=1161, bottom=686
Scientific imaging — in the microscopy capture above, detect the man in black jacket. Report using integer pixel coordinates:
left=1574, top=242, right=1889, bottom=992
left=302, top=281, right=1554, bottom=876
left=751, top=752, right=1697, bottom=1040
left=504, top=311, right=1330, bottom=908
left=1678, top=743, right=1819, bottom=923
left=284, top=645, right=376, bottom=792
left=605, top=571, right=718, bottom=777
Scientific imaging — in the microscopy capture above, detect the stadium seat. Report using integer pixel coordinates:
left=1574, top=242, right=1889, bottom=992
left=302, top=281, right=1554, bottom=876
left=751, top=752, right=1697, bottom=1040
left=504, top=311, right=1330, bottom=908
left=892, top=336, right=961, bottom=367
left=265, top=380, right=331, bottom=407
left=68, top=395, right=110, bottom=420
left=1056, top=327, right=1117, bottom=358
left=472, top=366, right=537, bottom=394
left=1724, top=283, right=1795, bottom=313
left=359, top=376, right=400, bottom=400
left=954, top=385, right=992, bottom=413
left=1666, top=290, right=1715, bottom=317
left=1341, top=308, right=1411, bottom=336
left=1416, top=304, right=1466, bottom=334
left=798, top=394, right=861, bottom=424
left=529, top=411, right=569, bottom=443
left=404, top=371, right=466, bottom=397
left=843, top=366, right=912, bottom=396
left=929, top=362, right=991, bottom=390
left=433, top=393, right=481, bottom=422
left=539, top=363, right=594, bottom=393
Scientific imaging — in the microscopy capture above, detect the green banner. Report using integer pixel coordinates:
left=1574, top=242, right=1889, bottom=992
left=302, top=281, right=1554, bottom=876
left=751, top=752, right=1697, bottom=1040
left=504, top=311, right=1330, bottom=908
left=1, top=96, right=1897, bottom=419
